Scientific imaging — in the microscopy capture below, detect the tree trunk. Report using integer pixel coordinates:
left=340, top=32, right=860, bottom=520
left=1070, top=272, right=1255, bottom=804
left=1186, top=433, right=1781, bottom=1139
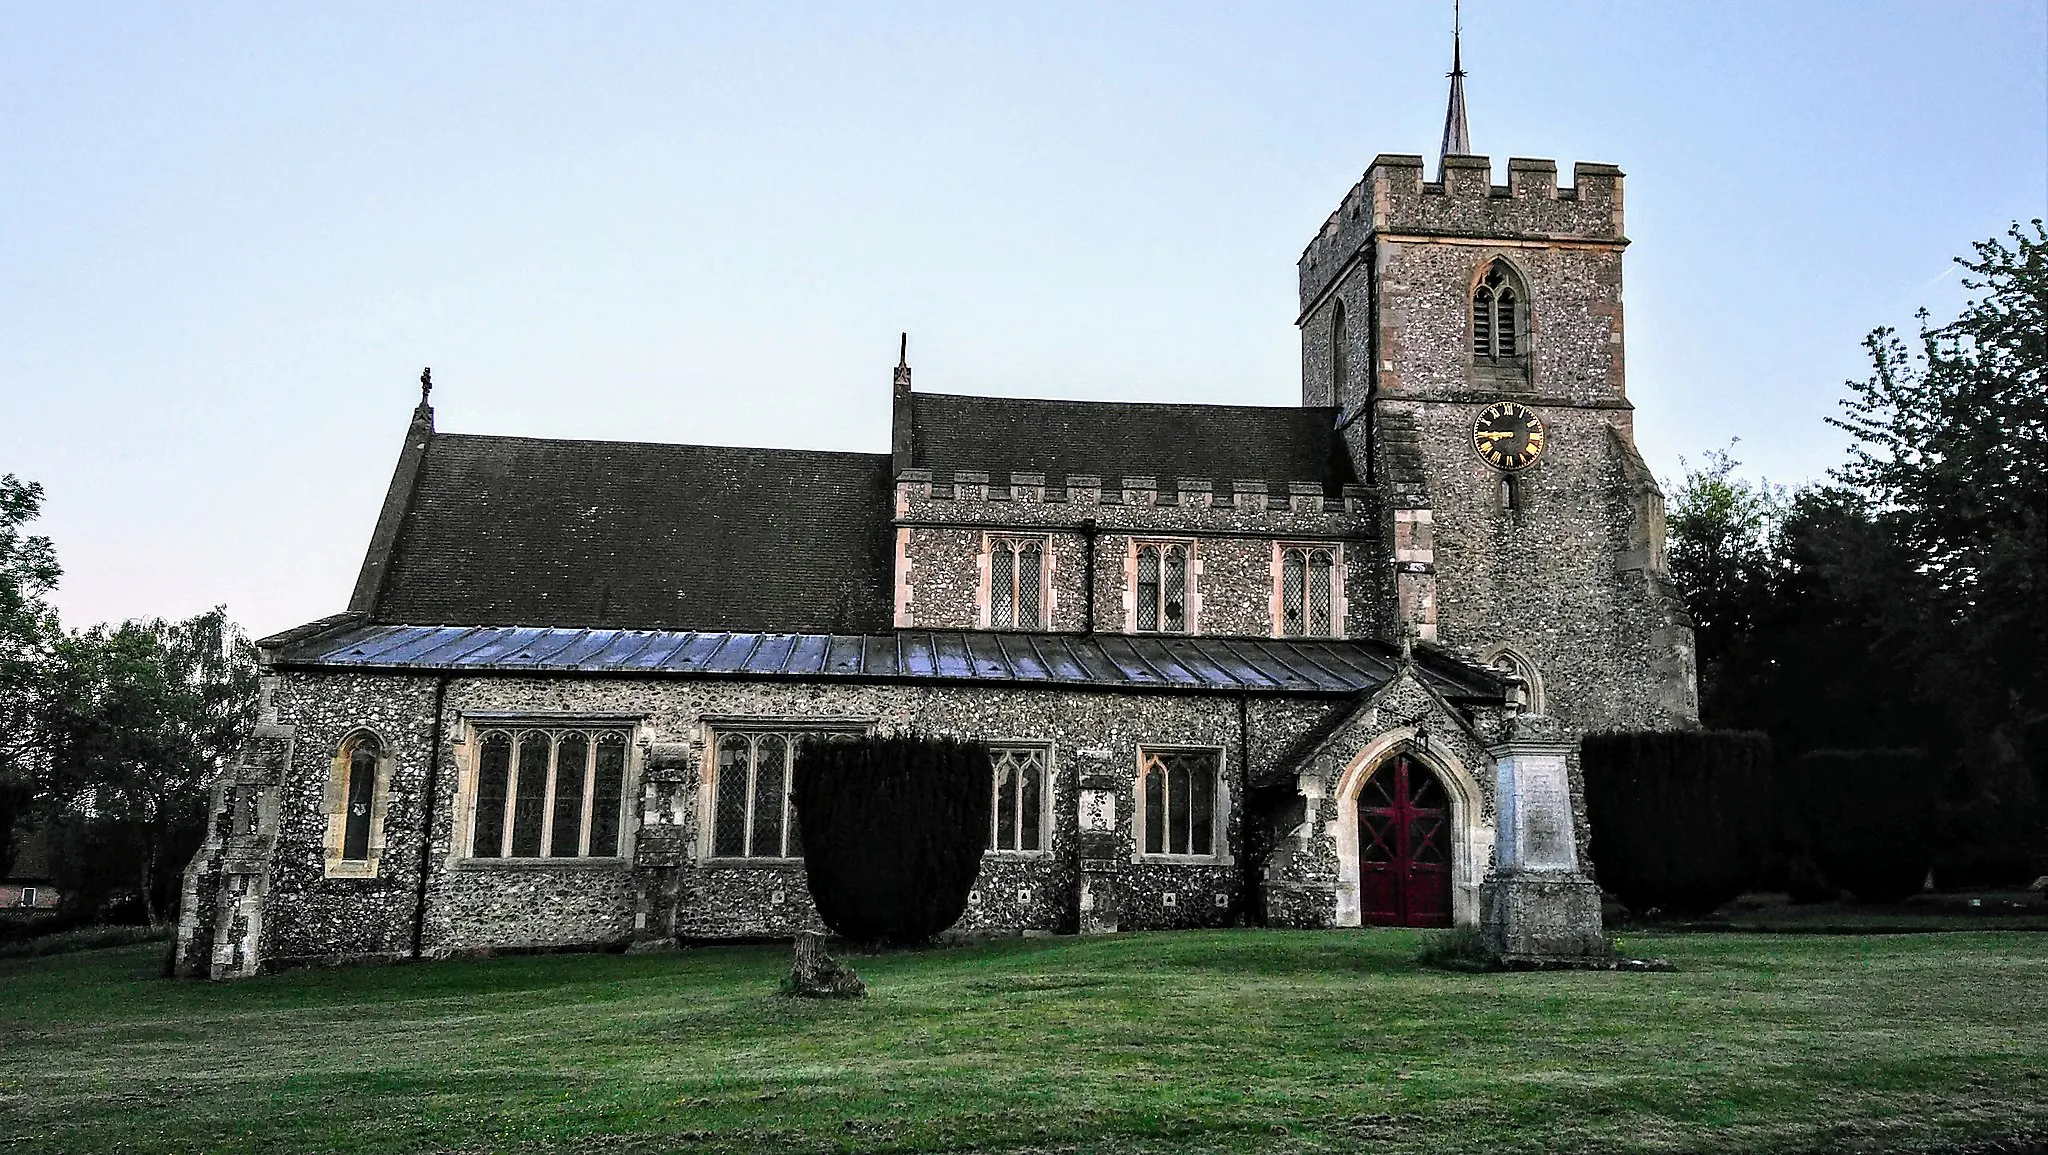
left=785, top=931, right=865, bottom=999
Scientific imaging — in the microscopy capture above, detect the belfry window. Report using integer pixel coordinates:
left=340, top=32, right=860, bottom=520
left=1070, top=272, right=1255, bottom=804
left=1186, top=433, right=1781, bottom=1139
left=1134, top=541, right=1192, bottom=633
left=1278, top=545, right=1339, bottom=637
left=1141, top=748, right=1221, bottom=857
left=470, top=727, right=629, bottom=859
left=1471, top=261, right=1525, bottom=361
left=988, top=745, right=1049, bottom=853
left=988, top=536, right=1048, bottom=630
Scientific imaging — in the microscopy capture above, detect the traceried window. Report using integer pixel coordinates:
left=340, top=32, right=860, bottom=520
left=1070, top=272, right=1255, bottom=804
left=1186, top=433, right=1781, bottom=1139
left=469, top=728, right=629, bottom=859
left=988, top=536, right=1048, bottom=630
left=988, top=746, right=1049, bottom=853
left=712, top=731, right=809, bottom=859
left=340, top=734, right=380, bottom=861
left=1141, top=748, right=1220, bottom=857
left=1472, top=260, right=1525, bottom=361
left=1134, top=541, right=1192, bottom=633
left=1278, top=545, right=1339, bottom=637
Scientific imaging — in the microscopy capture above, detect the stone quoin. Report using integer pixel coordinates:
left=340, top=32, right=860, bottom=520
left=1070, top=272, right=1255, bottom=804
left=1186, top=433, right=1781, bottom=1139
left=175, top=37, right=1694, bottom=977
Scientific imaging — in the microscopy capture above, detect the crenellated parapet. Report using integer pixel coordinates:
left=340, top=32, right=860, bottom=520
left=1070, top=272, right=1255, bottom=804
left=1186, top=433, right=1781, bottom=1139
left=894, top=469, right=1376, bottom=534
left=1299, top=153, right=1625, bottom=312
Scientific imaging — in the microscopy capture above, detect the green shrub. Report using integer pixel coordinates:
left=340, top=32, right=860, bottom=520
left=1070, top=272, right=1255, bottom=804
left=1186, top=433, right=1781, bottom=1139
left=1582, top=730, right=1774, bottom=917
left=1791, top=749, right=1935, bottom=904
left=791, top=733, right=992, bottom=945
left=1414, top=926, right=1495, bottom=972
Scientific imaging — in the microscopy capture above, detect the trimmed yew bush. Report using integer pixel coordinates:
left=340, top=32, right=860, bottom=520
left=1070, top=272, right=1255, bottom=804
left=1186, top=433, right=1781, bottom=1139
left=1582, top=729, right=1774, bottom=917
left=790, top=733, right=992, bottom=945
left=1790, top=749, right=1935, bottom=904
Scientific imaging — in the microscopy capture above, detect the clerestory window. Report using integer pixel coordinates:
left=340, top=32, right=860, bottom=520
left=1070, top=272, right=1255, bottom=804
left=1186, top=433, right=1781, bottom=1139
left=470, top=728, right=629, bottom=859
left=1134, top=541, right=1193, bottom=633
left=988, top=745, right=1050, bottom=853
left=1471, top=260, right=1526, bottom=361
left=1278, top=544, right=1340, bottom=638
left=1141, top=748, right=1221, bottom=858
left=987, top=536, right=1049, bottom=630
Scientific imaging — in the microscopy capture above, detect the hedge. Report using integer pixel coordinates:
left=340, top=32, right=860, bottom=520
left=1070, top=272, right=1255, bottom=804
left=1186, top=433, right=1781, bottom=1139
left=1582, top=729, right=1773, bottom=916
left=791, top=733, right=992, bottom=944
left=1790, top=749, right=1936, bottom=903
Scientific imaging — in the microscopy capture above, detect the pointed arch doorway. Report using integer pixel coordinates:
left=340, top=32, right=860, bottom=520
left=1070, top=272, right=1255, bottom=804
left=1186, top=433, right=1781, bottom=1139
left=1357, top=755, right=1453, bottom=927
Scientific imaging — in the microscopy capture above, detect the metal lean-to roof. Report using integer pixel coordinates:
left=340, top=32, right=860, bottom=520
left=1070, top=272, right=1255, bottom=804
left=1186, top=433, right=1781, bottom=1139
left=271, top=623, right=1505, bottom=700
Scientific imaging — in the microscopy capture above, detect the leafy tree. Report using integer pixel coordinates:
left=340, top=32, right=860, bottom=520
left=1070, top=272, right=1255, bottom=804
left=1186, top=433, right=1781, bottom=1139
left=1582, top=729, right=1774, bottom=917
left=1829, top=220, right=2048, bottom=853
left=1791, top=749, right=1937, bottom=904
left=1665, top=448, right=1783, bottom=720
left=38, top=609, right=259, bottom=924
left=0, top=474, right=61, bottom=879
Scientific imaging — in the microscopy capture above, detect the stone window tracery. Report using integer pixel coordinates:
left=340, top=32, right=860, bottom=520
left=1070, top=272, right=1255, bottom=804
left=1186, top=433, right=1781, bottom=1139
left=468, top=727, right=628, bottom=859
left=1277, top=544, right=1340, bottom=637
left=1140, top=748, right=1220, bottom=857
left=1134, top=541, right=1193, bottom=633
left=324, top=730, right=392, bottom=879
left=986, top=535, right=1049, bottom=630
left=711, top=731, right=806, bottom=859
left=988, top=745, right=1049, bottom=853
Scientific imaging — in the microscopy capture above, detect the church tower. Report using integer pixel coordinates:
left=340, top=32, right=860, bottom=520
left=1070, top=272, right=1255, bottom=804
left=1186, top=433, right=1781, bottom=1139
left=1297, top=29, right=1697, bottom=735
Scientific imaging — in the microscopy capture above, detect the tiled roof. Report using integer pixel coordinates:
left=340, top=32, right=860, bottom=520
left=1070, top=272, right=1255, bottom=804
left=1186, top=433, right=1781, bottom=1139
left=270, top=622, right=1507, bottom=701
left=909, top=393, right=1354, bottom=488
left=369, top=434, right=895, bottom=633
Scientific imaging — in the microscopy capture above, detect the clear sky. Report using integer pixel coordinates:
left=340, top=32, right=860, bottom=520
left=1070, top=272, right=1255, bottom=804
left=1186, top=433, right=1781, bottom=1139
left=3, top=1, right=2043, bottom=638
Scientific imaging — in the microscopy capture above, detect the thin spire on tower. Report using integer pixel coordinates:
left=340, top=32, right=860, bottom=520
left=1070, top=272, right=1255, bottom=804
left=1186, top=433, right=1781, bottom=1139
left=1439, top=0, right=1471, bottom=173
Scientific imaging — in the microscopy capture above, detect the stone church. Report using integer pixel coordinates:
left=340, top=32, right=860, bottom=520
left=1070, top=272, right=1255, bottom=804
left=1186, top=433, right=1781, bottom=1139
left=175, top=53, right=1696, bottom=978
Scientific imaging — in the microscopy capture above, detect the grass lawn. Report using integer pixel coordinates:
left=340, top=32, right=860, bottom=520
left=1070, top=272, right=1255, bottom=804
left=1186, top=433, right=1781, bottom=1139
left=3, top=931, right=2045, bottom=1154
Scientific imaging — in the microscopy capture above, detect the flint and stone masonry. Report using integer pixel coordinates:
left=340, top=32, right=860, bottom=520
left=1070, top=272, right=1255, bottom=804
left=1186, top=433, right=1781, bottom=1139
left=176, top=139, right=1694, bottom=977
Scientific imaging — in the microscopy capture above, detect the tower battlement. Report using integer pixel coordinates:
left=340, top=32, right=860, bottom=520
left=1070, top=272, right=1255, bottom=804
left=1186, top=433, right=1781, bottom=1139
left=1298, top=154, right=1624, bottom=311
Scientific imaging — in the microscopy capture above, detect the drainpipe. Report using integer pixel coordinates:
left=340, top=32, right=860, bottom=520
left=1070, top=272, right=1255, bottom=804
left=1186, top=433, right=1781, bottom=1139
left=1080, top=518, right=1098, bottom=635
left=409, top=675, right=451, bottom=960
left=1238, top=691, right=1253, bottom=924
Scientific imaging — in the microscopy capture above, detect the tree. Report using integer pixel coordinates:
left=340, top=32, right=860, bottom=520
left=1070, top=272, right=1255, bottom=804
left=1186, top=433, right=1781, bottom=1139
left=38, top=609, right=260, bottom=924
left=0, top=474, right=61, bottom=879
left=1665, top=448, right=1783, bottom=721
left=790, top=733, right=991, bottom=945
left=1829, top=220, right=2048, bottom=860
left=1791, top=750, right=1937, bottom=904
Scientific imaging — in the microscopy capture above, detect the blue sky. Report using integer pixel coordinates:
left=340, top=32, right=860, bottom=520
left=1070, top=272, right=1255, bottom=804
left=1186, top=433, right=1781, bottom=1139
left=3, top=1, right=2043, bottom=637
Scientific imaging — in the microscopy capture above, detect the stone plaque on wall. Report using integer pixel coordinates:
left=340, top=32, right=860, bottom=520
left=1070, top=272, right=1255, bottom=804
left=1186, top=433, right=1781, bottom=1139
left=1078, top=789, right=1117, bottom=833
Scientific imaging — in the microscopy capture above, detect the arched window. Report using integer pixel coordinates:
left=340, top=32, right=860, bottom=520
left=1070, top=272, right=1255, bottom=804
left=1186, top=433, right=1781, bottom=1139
left=1471, top=260, right=1526, bottom=361
left=988, top=535, right=1048, bottom=629
left=469, top=726, right=632, bottom=859
left=989, top=745, right=1048, bottom=853
left=340, top=734, right=380, bottom=861
left=1485, top=645, right=1545, bottom=714
left=1332, top=299, right=1349, bottom=395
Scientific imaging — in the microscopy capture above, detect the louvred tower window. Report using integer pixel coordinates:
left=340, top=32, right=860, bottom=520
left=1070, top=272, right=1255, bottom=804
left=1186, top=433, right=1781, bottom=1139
left=1471, top=259, right=1527, bottom=362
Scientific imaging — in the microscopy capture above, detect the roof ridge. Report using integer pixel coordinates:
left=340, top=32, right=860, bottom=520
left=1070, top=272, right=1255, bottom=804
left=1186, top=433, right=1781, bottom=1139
left=431, top=431, right=891, bottom=461
left=916, top=392, right=1339, bottom=416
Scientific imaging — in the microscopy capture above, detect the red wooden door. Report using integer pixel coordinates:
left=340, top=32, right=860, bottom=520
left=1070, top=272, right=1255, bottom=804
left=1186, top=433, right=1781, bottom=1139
left=1357, top=756, right=1453, bottom=927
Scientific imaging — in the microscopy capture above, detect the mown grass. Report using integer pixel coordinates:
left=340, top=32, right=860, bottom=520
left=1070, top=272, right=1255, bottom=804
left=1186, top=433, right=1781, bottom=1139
left=2, top=930, right=2044, bottom=1154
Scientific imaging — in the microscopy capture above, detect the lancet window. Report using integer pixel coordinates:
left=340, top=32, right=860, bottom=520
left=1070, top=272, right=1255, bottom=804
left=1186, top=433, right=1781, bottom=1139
left=1471, top=260, right=1526, bottom=361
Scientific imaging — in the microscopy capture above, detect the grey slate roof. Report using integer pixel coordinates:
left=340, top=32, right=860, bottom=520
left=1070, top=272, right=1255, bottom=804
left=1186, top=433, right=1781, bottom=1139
left=909, top=392, right=1354, bottom=488
left=369, top=434, right=895, bottom=633
left=271, top=622, right=1507, bottom=701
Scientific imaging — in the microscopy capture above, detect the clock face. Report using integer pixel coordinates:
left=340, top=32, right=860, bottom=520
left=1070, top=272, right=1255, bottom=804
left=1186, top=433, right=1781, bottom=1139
left=1473, top=401, right=1545, bottom=472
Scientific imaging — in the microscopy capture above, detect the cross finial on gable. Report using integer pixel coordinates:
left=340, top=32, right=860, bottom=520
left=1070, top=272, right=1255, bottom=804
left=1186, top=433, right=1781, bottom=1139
left=419, top=367, right=433, bottom=407
left=893, top=333, right=912, bottom=392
